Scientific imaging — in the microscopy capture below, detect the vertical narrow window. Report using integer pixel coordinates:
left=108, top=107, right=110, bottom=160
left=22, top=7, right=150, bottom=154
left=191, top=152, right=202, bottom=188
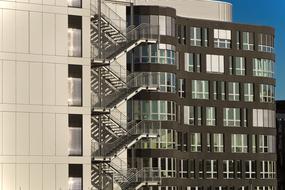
left=68, top=65, right=82, bottom=106
left=189, top=160, right=195, bottom=179
left=204, top=28, right=208, bottom=47
left=228, top=82, right=240, bottom=101
left=190, top=27, right=202, bottom=46
left=206, top=107, right=216, bottom=126
left=68, top=15, right=82, bottom=57
left=213, top=133, right=224, bottom=152
left=245, top=160, right=256, bottom=179
left=69, top=164, right=83, bottom=190
left=68, top=0, right=82, bottom=8
left=159, top=16, right=166, bottom=35
left=68, top=114, right=83, bottom=156
left=236, top=31, right=240, bottom=49
left=242, top=32, right=254, bottom=51
left=178, top=79, right=185, bottom=98
left=207, top=133, right=211, bottom=152
left=244, top=83, right=254, bottom=102
left=223, top=160, right=234, bottom=179
left=191, top=133, right=201, bottom=152
left=192, top=80, right=209, bottom=99
left=184, top=106, right=194, bottom=125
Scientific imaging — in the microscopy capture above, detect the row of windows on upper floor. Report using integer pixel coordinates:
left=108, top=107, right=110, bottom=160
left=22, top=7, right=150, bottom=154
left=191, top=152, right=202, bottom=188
left=132, top=100, right=276, bottom=128
left=143, top=186, right=276, bottom=190
left=128, top=44, right=275, bottom=78
left=127, top=15, right=274, bottom=53
left=136, top=128, right=276, bottom=154
left=138, top=157, right=276, bottom=180
left=133, top=73, right=275, bottom=103
left=178, top=27, right=274, bottom=53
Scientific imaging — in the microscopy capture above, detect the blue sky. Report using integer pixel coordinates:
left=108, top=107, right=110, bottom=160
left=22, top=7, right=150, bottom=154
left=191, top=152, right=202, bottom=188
left=222, top=0, right=285, bottom=100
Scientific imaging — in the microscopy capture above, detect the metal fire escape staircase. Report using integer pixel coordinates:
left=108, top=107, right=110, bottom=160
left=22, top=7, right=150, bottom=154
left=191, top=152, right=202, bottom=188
left=90, top=0, right=161, bottom=189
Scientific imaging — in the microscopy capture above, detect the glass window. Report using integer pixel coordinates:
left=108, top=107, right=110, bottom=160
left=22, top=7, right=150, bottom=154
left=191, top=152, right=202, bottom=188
left=242, top=32, right=254, bottom=51
left=214, top=29, right=231, bottom=49
left=213, top=133, right=224, bottom=152
left=68, top=0, right=82, bottom=8
left=206, top=54, right=224, bottom=73
left=228, top=82, right=240, bottom=101
left=68, top=114, right=82, bottom=156
left=244, top=83, right=254, bottom=102
left=159, top=157, right=176, bottom=178
left=166, top=16, right=172, bottom=36
left=224, top=108, right=241, bottom=127
left=203, top=28, right=208, bottom=47
left=206, top=107, right=216, bottom=126
left=69, top=164, right=83, bottom=190
left=252, top=109, right=275, bottom=128
left=159, top=16, right=166, bottom=35
left=190, top=27, right=202, bottom=46
left=68, top=15, right=82, bottom=57
left=68, top=65, right=82, bottom=106
left=258, top=33, right=274, bottom=53
left=259, top=135, right=276, bottom=153
left=223, top=160, right=234, bottom=179
left=179, top=160, right=188, bottom=178
left=191, top=133, right=201, bottom=152
left=198, top=160, right=204, bottom=179
left=253, top=58, right=274, bottom=78
left=206, top=160, right=217, bottom=179
left=192, top=80, right=209, bottom=99
left=231, top=134, right=248, bottom=153
left=260, top=84, right=275, bottom=103
left=260, top=161, right=276, bottom=179
left=133, top=100, right=176, bottom=121
left=236, top=31, right=240, bottom=49
left=178, top=79, right=186, bottom=98
left=229, top=56, right=246, bottom=75
left=245, top=160, right=256, bottom=179
left=184, top=106, right=194, bottom=125
left=185, top=53, right=201, bottom=72
left=189, top=160, right=195, bottom=179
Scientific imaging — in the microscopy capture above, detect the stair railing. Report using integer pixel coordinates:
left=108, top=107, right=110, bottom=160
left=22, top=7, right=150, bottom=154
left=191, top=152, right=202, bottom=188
left=91, top=0, right=127, bottom=35
left=92, top=120, right=161, bottom=157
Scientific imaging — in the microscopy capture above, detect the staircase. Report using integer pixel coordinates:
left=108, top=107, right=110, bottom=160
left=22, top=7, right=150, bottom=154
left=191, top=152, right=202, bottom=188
left=90, top=0, right=161, bottom=189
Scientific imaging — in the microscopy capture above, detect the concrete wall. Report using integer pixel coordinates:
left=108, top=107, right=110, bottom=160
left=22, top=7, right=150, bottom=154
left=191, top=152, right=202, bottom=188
left=0, top=0, right=91, bottom=189
left=134, top=0, right=232, bottom=22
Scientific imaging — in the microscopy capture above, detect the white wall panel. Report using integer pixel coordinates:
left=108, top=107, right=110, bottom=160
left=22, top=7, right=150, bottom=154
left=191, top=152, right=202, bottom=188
left=30, top=62, right=43, bottom=104
left=82, top=16, right=90, bottom=58
left=83, top=164, right=91, bottom=190
left=43, top=113, right=55, bottom=155
left=83, top=114, right=91, bottom=156
left=56, top=14, right=67, bottom=56
left=43, top=0, right=55, bottom=5
left=83, top=66, right=90, bottom=107
left=0, top=9, right=3, bottom=52
left=3, top=112, right=16, bottom=155
left=16, top=11, right=29, bottom=53
left=43, top=164, right=56, bottom=190
left=3, top=60, right=16, bottom=103
left=30, top=113, right=43, bottom=155
left=43, top=63, right=55, bottom=105
left=56, top=64, right=67, bottom=105
left=30, top=164, right=43, bottom=190
left=16, top=164, right=29, bottom=190
left=16, top=113, right=29, bottom=155
left=0, top=164, right=2, bottom=190
left=17, top=62, right=29, bottom=104
left=30, top=12, right=43, bottom=54
left=56, top=114, right=68, bottom=156
left=30, top=0, right=43, bottom=4
left=3, top=9, right=15, bottom=52
left=0, top=113, right=2, bottom=155
left=43, top=13, right=56, bottom=55
left=56, top=0, right=66, bottom=6
left=56, top=164, right=68, bottom=190
left=0, top=60, right=2, bottom=103
left=3, top=164, right=15, bottom=190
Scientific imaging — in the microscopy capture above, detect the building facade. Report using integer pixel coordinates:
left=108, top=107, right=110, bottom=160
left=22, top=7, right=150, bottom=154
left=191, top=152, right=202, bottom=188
left=0, top=0, right=277, bottom=190
left=276, top=101, right=285, bottom=190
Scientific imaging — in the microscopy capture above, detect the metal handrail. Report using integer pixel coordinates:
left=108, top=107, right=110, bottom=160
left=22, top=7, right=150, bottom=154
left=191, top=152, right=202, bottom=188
left=91, top=0, right=127, bottom=35
left=92, top=121, right=161, bottom=157
left=91, top=23, right=159, bottom=61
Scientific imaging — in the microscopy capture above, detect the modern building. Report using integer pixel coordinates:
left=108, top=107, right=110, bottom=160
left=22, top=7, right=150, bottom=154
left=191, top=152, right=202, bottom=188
left=276, top=101, right=285, bottom=190
left=0, top=0, right=277, bottom=190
